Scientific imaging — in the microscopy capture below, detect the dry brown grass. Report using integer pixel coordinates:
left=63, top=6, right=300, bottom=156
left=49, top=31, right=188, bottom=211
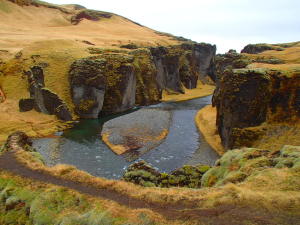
left=0, top=0, right=177, bottom=55
left=0, top=99, right=71, bottom=144
left=0, top=171, right=174, bottom=225
left=252, top=122, right=300, bottom=151
left=162, top=82, right=215, bottom=102
left=244, top=42, right=300, bottom=73
left=0, top=0, right=180, bottom=144
left=195, top=105, right=225, bottom=155
left=9, top=149, right=300, bottom=225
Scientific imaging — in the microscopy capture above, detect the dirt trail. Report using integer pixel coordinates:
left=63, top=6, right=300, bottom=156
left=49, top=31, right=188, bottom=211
left=0, top=151, right=208, bottom=221
left=0, top=152, right=296, bottom=224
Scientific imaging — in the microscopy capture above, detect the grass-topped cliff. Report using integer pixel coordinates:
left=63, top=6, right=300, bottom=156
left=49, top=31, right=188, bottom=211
left=197, top=41, right=300, bottom=153
left=0, top=0, right=216, bottom=143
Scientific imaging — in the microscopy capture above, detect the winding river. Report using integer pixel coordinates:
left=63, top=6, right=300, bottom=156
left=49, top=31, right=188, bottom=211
left=33, top=95, right=219, bottom=179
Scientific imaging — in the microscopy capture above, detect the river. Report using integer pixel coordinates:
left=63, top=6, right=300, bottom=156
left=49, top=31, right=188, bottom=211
left=33, top=95, right=219, bottom=179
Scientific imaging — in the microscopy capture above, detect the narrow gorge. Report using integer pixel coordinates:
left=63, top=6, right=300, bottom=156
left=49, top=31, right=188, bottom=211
left=0, top=0, right=300, bottom=224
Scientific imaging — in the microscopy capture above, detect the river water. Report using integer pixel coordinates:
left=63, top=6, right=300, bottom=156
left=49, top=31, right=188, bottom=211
left=33, top=95, right=219, bottom=179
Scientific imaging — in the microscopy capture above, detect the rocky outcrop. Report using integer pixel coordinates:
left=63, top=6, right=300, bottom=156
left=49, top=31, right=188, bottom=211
left=71, top=10, right=112, bottom=25
left=123, top=160, right=211, bottom=188
left=20, top=66, right=72, bottom=121
left=2, top=131, right=33, bottom=152
left=241, top=43, right=283, bottom=54
left=70, top=54, right=136, bottom=117
left=19, top=98, right=35, bottom=112
left=69, top=43, right=216, bottom=118
left=69, top=58, right=106, bottom=118
left=150, top=43, right=216, bottom=92
left=213, top=68, right=300, bottom=149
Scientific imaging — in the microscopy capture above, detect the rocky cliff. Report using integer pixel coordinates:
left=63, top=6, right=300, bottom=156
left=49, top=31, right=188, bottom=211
left=0, top=0, right=216, bottom=138
left=69, top=43, right=216, bottom=118
left=213, top=44, right=300, bottom=149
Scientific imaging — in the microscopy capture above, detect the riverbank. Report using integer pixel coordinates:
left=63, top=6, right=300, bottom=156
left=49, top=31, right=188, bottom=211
left=195, top=105, right=225, bottom=155
left=1, top=133, right=300, bottom=225
left=162, top=83, right=215, bottom=102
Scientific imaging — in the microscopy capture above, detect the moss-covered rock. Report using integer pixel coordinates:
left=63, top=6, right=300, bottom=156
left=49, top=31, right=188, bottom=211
left=213, top=68, right=272, bottom=149
left=213, top=52, right=300, bottom=149
left=0, top=177, right=121, bottom=225
left=69, top=58, right=106, bottom=118
left=123, top=160, right=211, bottom=188
left=70, top=43, right=216, bottom=118
left=241, top=43, right=284, bottom=54
left=131, top=48, right=161, bottom=105
left=22, top=66, right=72, bottom=121
left=201, top=145, right=300, bottom=187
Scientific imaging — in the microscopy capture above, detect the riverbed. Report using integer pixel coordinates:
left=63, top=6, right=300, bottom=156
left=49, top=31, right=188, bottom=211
left=33, top=95, right=219, bottom=179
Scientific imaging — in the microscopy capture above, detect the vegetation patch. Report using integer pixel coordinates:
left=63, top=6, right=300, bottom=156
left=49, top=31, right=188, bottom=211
left=123, top=160, right=211, bottom=188
left=201, top=145, right=300, bottom=187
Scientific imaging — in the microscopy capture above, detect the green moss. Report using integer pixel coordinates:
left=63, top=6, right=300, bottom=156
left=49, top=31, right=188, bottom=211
left=131, top=49, right=161, bottom=105
left=78, top=99, right=97, bottom=112
left=202, top=146, right=300, bottom=187
left=0, top=175, right=126, bottom=225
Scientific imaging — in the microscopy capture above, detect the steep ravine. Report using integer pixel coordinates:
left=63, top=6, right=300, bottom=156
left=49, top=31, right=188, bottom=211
left=32, top=96, right=219, bottom=179
left=17, top=43, right=216, bottom=121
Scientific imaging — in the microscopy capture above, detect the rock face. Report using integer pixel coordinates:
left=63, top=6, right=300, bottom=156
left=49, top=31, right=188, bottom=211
left=19, top=98, right=34, bottom=112
left=241, top=43, right=283, bottom=54
left=101, top=109, right=171, bottom=160
left=3, top=131, right=32, bottom=152
left=213, top=68, right=300, bottom=149
left=69, top=58, right=106, bottom=118
left=69, top=43, right=216, bottom=118
left=20, top=66, right=72, bottom=121
left=70, top=54, right=136, bottom=116
left=123, top=160, right=211, bottom=188
left=71, top=10, right=112, bottom=25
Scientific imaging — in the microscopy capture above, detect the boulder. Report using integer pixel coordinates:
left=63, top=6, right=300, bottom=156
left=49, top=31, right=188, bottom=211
left=123, top=160, right=211, bottom=188
left=19, top=98, right=34, bottom=112
left=5, top=131, right=32, bottom=152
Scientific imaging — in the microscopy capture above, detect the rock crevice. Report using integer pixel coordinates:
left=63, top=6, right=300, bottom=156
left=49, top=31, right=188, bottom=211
left=19, top=66, right=72, bottom=121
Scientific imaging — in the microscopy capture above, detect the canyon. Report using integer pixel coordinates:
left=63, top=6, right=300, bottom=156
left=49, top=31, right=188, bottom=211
left=0, top=0, right=300, bottom=224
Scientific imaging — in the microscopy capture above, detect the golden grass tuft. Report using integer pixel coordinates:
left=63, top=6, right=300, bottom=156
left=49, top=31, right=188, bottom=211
left=195, top=105, right=225, bottom=155
left=102, top=133, right=128, bottom=155
left=162, top=82, right=215, bottom=102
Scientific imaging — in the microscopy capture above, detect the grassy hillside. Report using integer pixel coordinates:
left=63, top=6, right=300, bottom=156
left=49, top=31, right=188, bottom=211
left=244, top=42, right=300, bottom=74
left=0, top=0, right=183, bottom=143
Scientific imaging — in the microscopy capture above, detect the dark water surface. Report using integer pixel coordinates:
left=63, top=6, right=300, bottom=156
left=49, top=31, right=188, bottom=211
left=33, top=95, right=219, bottom=179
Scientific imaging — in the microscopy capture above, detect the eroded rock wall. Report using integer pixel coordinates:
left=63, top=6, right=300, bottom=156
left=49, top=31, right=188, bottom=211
left=213, top=67, right=300, bottom=149
left=20, top=66, right=72, bottom=121
left=69, top=43, right=216, bottom=118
